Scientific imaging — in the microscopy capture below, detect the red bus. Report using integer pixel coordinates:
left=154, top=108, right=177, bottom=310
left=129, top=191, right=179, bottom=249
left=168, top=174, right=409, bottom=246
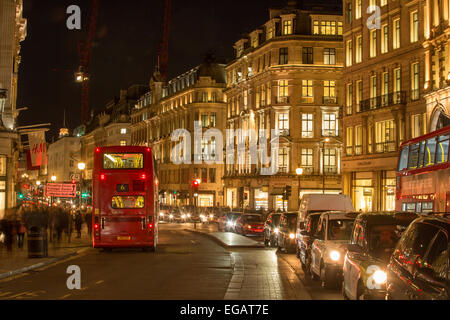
left=396, top=125, right=450, bottom=213
left=92, top=146, right=159, bottom=251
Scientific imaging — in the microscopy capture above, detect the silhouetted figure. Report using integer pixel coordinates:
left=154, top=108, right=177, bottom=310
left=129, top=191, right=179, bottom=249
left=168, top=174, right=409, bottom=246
left=74, top=210, right=83, bottom=238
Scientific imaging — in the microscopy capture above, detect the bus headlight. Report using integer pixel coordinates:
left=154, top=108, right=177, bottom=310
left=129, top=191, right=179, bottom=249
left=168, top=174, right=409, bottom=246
left=330, top=250, right=340, bottom=261
left=373, top=270, right=387, bottom=284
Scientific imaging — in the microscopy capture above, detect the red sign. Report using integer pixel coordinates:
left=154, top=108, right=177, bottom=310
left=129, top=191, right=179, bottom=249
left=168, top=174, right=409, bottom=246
left=46, top=183, right=77, bottom=198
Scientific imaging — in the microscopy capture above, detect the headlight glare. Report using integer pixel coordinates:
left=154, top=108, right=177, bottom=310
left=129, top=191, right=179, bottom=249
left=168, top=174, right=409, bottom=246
left=330, top=250, right=340, bottom=261
left=373, top=270, right=387, bottom=284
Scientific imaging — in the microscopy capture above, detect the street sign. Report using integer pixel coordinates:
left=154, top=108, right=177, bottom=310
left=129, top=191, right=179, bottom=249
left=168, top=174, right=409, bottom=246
left=46, top=183, right=77, bottom=198
left=70, top=174, right=81, bottom=181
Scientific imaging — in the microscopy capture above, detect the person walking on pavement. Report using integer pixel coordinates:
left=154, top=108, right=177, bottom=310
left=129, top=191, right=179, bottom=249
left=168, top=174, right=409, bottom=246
left=74, top=210, right=83, bottom=238
left=16, top=206, right=27, bottom=249
left=85, top=208, right=93, bottom=237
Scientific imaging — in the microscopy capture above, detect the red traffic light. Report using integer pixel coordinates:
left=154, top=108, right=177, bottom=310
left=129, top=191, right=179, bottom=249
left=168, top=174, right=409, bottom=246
left=192, top=180, right=199, bottom=187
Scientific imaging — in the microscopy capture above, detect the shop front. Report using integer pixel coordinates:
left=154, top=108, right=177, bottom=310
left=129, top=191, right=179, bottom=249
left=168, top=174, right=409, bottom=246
left=226, top=187, right=237, bottom=208
left=254, top=187, right=269, bottom=211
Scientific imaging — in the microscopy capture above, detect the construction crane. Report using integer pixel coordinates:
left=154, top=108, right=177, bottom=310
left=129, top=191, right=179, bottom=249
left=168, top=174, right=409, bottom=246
left=75, top=0, right=100, bottom=123
left=157, top=0, right=172, bottom=82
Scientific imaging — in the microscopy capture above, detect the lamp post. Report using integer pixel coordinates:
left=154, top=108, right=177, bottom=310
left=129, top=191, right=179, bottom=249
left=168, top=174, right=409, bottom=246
left=50, top=176, right=56, bottom=205
left=78, top=162, right=86, bottom=208
left=322, top=138, right=330, bottom=194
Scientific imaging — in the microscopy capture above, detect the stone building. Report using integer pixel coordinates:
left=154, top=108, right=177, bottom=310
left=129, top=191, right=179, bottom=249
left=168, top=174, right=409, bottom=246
left=223, top=0, right=344, bottom=212
left=131, top=56, right=227, bottom=207
left=0, top=0, right=26, bottom=218
left=47, top=133, right=81, bottom=184
left=341, top=0, right=435, bottom=212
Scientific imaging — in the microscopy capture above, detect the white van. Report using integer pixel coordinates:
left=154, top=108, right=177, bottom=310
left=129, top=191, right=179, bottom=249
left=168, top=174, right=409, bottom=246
left=298, top=194, right=355, bottom=222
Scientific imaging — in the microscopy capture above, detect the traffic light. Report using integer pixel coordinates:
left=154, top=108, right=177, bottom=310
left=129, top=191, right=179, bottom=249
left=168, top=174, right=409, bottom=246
left=17, top=192, right=24, bottom=200
left=81, top=192, right=89, bottom=199
left=283, top=186, right=292, bottom=200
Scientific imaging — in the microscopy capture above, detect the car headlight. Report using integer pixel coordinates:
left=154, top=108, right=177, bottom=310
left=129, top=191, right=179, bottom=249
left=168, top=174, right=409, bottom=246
left=289, top=233, right=295, bottom=239
left=181, top=214, right=186, bottom=219
left=247, top=225, right=251, bottom=229
left=227, top=221, right=233, bottom=226
left=274, top=228, right=279, bottom=234
left=329, top=250, right=340, bottom=261
left=160, top=213, right=164, bottom=217
left=169, top=214, right=173, bottom=219
left=187, top=214, right=191, bottom=218
left=373, top=270, right=387, bottom=284
left=210, top=214, right=214, bottom=218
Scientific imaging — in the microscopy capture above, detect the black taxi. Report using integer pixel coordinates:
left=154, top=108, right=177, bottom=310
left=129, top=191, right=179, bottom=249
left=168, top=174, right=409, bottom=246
left=342, top=211, right=418, bottom=300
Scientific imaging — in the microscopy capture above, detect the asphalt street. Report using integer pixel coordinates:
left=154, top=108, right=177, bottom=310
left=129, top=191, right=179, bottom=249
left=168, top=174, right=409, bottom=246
left=0, top=223, right=342, bottom=300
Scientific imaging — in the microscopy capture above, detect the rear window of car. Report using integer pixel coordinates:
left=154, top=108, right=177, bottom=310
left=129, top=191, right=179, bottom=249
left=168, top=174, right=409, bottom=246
left=368, top=224, right=404, bottom=261
left=327, top=219, right=354, bottom=241
left=286, top=214, right=298, bottom=228
left=244, top=215, right=263, bottom=222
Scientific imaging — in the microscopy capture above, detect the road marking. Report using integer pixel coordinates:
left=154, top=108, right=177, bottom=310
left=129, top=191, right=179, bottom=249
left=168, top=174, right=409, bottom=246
left=0, top=292, right=12, bottom=297
left=190, top=240, right=198, bottom=245
left=5, top=291, right=31, bottom=299
left=59, top=294, right=71, bottom=300
left=96, top=280, right=104, bottom=285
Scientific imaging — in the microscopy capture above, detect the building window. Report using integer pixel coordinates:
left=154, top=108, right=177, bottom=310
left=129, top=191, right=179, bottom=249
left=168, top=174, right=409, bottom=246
left=324, top=48, right=336, bottom=65
left=381, top=24, right=388, bottom=54
left=266, top=24, right=274, bottom=40
left=322, top=113, right=337, bottom=137
left=201, top=168, right=208, bottom=183
left=279, top=47, right=288, bottom=64
left=302, top=47, right=313, bottom=64
left=302, top=80, right=313, bottom=103
left=209, top=168, right=216, bottom=183
left=370, top=75, right=377, bottom=108
left=381, top=0, right=387, bottom=5
left=338, top=21, right=343, bottom=35
left=201, top=114, right=209, bottom=128
left=356, top=35, right=362, bottom=63
left=355, top=125, right=363, bottom=155
left=393, top=18, right=401, bottom=49
left=320, top=21, right=336, bottom=35
left=382, top=72, right=389, bottom=106
left=301, top=148, right=313, bottom=169
left=278, top=148, right=289, bottom=173
left=252, top=35, right=258, bottom=48
left=277, top=113, right=289, bottom=136
left=346, top=83, right=353, bottom=115
left=411, top=114, right=423, bottom=138
left=346, top=127, right=354, bottom=155
left=120, top=140, right=127, bottom=146
left=313, top=20, right=319, bottom=34
left=356, top=80, right=362, bottom=112
left=302, top=114, right=314, bottom=138
left=370, top=29, right=377, bottom=58
left=346, top=40, right=353, bottom=66
left=394, top=68, right=401, bottom=103
left=121, top=128, right=127, bottom=134
left=243, top=90, right=248, bottom=109
left=346, top=3, right=353, bottom=24
left=324, top=148, right=337, bottom=174
left=375, top=119, right=396, bottom=153
left=283, top=20, right=292, bottom=35
left=411, top=62, right=419, bottom=100
left=279, top=80, right=289, bottom=98
left=355, top=0, right=362, bottom=19
left=323, top=80, right=336, bottom=103
left=0, top=156, right=6, bottom=176
left=410, top=11, right=419, bottom=43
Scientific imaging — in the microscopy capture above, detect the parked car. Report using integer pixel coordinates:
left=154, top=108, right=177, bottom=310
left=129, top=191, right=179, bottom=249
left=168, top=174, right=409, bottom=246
left=235, top=214, right=265, bottom=236
left=277, top=212, right=299, bottom=253
left=309, top=211, right=359, bottom=288
left=386, top=215, right=449, bottom=300
left=218, top=212, right=242, bottom=232
left=297, top=212, right=322, bottom=273
left=342, top=211, right=418, bottom=300
left=298, top=194, right=354, bottom=222
left=264, top=212, right=282, bottom=247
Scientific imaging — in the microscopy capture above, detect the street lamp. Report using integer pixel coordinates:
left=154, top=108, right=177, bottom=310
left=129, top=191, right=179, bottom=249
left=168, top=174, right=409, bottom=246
left=51, top=175, right=56, bottom=182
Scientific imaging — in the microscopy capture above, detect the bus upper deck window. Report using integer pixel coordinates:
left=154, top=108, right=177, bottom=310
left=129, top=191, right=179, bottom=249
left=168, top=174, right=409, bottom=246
left=436, top=135, right=449, bottom=164
left=398, top=146, right=409, bottom=171
left=424, top=138, right=437, bottom=167
left=407, top=143, right=420, bottom=170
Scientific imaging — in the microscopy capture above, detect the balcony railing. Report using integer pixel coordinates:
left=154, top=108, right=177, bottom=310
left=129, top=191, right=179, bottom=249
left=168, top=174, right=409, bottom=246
left=322, top=129, right=338, bottom=137
left=275, top=96, right=290, bottom=104
left=358, top=91, right=406, bottom=113
left=355, top=145, right=362, bottom=155
left=277, top=166, right=288, bottom=173
left=410, top=89, right=420, bottom=101
left=301, top=96, right=314, bottom=104
left=323, top=96, right=337, bottom=104
left=324, top=166, right=337, bottom=174
left=346, top=146, right=353, bottom=156
left=302, top=166, right=314, bottom=175
left=279, top=128, right=290, bottom=136
left=375, top=142, right=396, bottom=153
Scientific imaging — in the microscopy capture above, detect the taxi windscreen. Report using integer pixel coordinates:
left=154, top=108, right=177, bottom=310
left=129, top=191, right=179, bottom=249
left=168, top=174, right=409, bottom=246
left=327, top=219, right=354, bottom=241
left=103, top=153, right=144, bottom=169
left=368, top=224, right=403, bottom=261
left=111, top=196, right=145, bottom=209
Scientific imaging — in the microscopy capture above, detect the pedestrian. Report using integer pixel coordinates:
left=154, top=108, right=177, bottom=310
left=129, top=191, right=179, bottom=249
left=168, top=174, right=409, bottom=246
left=1, top=210, right=15, bottom=252
left=74, top=210, right=83, bottom=238
left=16, top=206, right=27, bottom=249
left=85, top=208, right=92, bottom=237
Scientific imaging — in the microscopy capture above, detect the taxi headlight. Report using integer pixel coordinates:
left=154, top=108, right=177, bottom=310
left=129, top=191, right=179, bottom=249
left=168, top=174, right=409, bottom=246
left=373, top=270, right=387, bottom=284
left=227, top=220, right=233, bottom=227
left=169, top=214, right=173, bottom=219
left=289, top=233, right=295, bottom=239
left=330, top=250, right=340, bottom=261
left=187, top=214, right=191, bottom=218
left=181, top=214, right=186, bottom=219
left=274, top=228, right=279, bottom=234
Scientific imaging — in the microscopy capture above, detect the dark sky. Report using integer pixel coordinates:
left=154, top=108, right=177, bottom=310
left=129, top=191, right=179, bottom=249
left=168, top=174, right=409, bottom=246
left=17, top=0, right=338, bottom=140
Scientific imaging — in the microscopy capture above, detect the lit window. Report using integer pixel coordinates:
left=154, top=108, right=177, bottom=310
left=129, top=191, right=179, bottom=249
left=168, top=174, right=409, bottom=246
left=313, top=21, right=319, bottom=34
left=120, top=140, right=127, bottom=146
left=370, top=29, right=377, bottom=58
left=283, top=20, right=292, bottom=35
left=346, top=40, right=353, bottom=66
left=301, top=149, right=313, bottom=168
left=355, top=0, right=361, bottom=19
left=324, top=48, right=336, bottom=65
left=346, top=127, right=353, bottom=156
left=381, top=24, right=388, bottom=54
left=302, top=80, right=313, bottom=103
left=346, top=83, right=353, bottom=115
left=411, top=62, right=419, bottom=100
left=356, top=35, right=362, bottom=63
left=322, top=113, right=337, bottom=137
left=393, top=18, right=401, bottom=49
left=410, top=11, right=419, bottom=43
left=302, top=114, right=314, bottom=138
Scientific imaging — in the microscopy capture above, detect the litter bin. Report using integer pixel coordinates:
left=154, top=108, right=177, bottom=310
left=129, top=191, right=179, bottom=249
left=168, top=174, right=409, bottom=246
left=28, top=226, right=48, bottom=258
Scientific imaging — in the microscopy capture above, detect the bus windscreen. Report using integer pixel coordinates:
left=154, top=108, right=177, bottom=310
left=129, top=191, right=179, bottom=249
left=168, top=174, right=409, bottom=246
left=103, top=153, right=144, bottom=169
left=111, top=196, right=145, bottom=209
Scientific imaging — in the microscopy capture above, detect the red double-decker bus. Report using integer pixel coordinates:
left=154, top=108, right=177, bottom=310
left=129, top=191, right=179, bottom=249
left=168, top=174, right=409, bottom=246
left=396, top=126, right=450, bottom=213
left=92, top=146, right=159, bottom=251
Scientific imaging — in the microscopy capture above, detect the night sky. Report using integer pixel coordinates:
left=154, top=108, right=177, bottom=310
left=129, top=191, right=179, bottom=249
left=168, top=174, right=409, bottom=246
left=17, top=0, right=339, bottom=140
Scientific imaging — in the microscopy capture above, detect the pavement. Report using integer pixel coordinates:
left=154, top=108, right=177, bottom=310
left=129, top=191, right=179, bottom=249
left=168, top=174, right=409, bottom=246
left=0, top=226, right=92, bottom=280
left=0, top=223, right=342, bottom=300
